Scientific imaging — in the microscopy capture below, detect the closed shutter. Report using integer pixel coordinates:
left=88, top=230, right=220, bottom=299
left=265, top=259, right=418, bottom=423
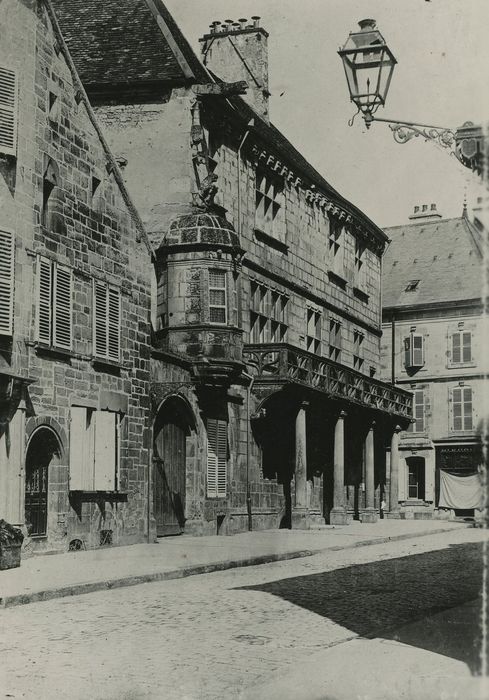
left=404, top=336, right=411, bottom=368
left=107, top=286, right=120, bottom=362
left=53, top=264, right=72, bottom=350
left=93, top=279, right=108, bottom=358
left=216, top=420, right=228, bottom=498
left=425, top=459, right=435, bottom=502
left=463, top=387, right=473, bottom=430
left=398, top=457, right=407, bottom=500
left=0, top=67, right=17, bottom=157
left=452, top=333, right=461, bottom=363
left=412, top=334, right=424, bottom=366
left=206, top=419, right=218, bottom=497
left=69, top=407, right=93, bottom=490
left=37, top=256, right=53, bottom=344
left=93, top=411, right=116, bottom=490
left=462, top=332, right=472, bottom=362
left=0, top=230, right=14, bottom=335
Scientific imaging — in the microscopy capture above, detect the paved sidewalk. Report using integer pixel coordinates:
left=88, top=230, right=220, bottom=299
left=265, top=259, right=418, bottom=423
left=0, top=520, right=469, bottom=608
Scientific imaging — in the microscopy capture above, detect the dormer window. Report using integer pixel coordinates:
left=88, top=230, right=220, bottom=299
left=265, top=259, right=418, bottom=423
left=405, top=279, right=420, bottom=292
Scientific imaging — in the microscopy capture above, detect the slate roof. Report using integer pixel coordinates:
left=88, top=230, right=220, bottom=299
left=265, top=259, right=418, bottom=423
left=382, top=216, right=483, bottom=309
left=51, top=0, right=385, bottom=240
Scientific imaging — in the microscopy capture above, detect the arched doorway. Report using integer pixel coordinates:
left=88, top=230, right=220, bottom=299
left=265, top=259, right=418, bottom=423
left=153, top=396, right=193, bottom=537
left=25, top=428, right=60, bottom=537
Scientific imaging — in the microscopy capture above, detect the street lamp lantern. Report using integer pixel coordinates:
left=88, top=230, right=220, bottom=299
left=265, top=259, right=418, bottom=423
left=338, top=19, right=397, bottom=127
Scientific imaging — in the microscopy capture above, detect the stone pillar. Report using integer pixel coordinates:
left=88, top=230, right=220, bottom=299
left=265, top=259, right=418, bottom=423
left=292, top=401, right=309, bottom=528
left=0, top=400, right=26, bottom=527
left=330, top=410, right=348, bottom=525
left=362, top=421, right=378, bottom=523
left=388, top=425, right=402, bottom=518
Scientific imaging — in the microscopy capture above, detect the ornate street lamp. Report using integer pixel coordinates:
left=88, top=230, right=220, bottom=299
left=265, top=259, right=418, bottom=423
left=338, top=20, right=486, bottom=176
left=338, top=19, right=396, bottom=128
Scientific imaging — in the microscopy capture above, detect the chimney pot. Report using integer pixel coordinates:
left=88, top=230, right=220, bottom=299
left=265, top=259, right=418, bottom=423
left=239, top=18, right=247, bottom=29
left=251, top=15, right=260, bottom=27
left=414, top=206, right=419, bottom=213
left=422, top=204, right=428, bottom=212
left=359, top=19, right=376, bottom=31
left=430, top=203, right=436, bottom=210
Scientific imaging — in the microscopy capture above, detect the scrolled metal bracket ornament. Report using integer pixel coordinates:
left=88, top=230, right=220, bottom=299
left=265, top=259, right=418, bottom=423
left=389, top=122, right=455, bottom=150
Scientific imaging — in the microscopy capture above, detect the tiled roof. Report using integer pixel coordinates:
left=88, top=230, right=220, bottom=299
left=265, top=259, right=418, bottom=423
left=382, top=216, right=483, bottom=309
left=52, top=0, right=385, bottom=240
left=50, top=0, right=208, bottom=86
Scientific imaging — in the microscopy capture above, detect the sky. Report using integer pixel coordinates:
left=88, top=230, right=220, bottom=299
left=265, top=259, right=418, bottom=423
left=165, top=0, right=489, bottom=228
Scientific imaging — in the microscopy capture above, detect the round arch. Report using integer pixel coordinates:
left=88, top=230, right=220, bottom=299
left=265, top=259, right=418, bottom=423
left=25, top=425, right=63, bottom=538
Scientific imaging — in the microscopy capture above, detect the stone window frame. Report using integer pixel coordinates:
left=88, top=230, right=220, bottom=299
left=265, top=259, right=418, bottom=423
left=448, top=329, right=473, bottom=367
left=306, top=306, right=322, bottom=355
left=249, top=279, right=288, bottom=344
left=69, top=406, right=121, bottom=492
left=407, top=388, right=426, bottom=433
left=208, top=268, right=228, bottom=325
left=254, top=167, right=285, bottom=243
left=450, top=384, right=474, bottom=433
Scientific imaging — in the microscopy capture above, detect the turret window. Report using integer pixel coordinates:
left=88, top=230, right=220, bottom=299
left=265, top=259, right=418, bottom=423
left=209, top=269, right=227, bottom=324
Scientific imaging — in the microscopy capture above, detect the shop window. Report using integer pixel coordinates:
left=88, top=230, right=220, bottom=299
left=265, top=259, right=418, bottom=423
left=0, top=229, right=14, bottom=336
left=69, top=407, right=120, bottom=491
left=408, top=389, right=425, bottom=432
left=37, top=255, right=73, bottom=350
left=406, top=456, right=425, bottom=500
left=93, top=280, right=121, bottom=362
left=206, top=418, right=227, bottom=498
left=0, top=66, right=17, bottom=156
left=404, top=332, right=425, bottom=369
left=329, top=318, right=342, bottom=362
left=353, top=329, right=364, bottom=371
left=451, top=386, right=473, bottom=432
left=450, top=331, right=472, bottom=365
left=255, top=169, right=284, bottom=241
left=250, top=280, right=288, bottom=343
left=306, top=307, right=322, bottom=354
left=208, top=269, right=227, bottom=324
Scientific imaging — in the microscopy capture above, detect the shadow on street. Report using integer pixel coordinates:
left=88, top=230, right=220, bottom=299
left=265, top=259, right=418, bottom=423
left=236, top=542, right=485, bottom=675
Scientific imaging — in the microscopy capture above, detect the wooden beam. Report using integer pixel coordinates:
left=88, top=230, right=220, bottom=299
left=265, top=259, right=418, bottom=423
left=193, top=81, right=248, bottom=97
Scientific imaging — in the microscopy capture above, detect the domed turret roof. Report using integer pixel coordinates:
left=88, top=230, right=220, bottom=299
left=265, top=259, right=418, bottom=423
left=165, top=212, right=240, bottom=248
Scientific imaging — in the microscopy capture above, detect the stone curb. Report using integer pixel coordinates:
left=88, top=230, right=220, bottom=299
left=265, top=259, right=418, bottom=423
left=0, top=524, right=468, bottom=609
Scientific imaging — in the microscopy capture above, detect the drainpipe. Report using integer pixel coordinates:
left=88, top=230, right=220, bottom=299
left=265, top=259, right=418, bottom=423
left=237, top=119, right=255, bottom=236
left=391, top=314, right=396, bottom=386
left=242, top=371, right=254, bottom=531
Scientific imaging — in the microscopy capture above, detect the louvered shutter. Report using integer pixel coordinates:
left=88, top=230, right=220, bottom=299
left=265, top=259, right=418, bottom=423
left=404, top=337, right=411, bottom=368
left=93, top=280, right=108, bottom=358
left=53, top=264, right=72, bottom=350
left=452, top=333, right=461, bottom=363
left=412, top=334, right=424, bottom=366
left=0, top=230, right=14, bottom=335
left=107, top=286, right=120, bottom=362
left=463, top=387, right=473, bottom=430
left=462, top=332, right=472, bottom=363
left=216, top=420, right=228, bottom=498
left=0, top=67, right=17, bottom=157
left=206, top=418, right=218, bottom=497
left=451, top=387, right=462, bottom=431
left=69, top=407, right=93, bottom=490
left=93, top=411, right=116, bottom=490
left=37, top=256, right=53, bottom=344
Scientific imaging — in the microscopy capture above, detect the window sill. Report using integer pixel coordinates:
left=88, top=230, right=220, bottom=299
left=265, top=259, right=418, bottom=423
left=69, top=490, right=128, bottom=503
left=34, top=342, right=74, bottom=361
left=327, top=271, right=348, bottom=290
left=91, top=357, right=125, bottom=374
left=447, top=362, right=477, bottom=369
left=253, top=228, right=289, bottom=254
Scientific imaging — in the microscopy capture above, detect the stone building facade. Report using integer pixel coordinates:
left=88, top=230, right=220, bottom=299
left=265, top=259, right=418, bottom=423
left=381, top=204, right=485, bottom=519
left=54, top=0, right=412, bottom=537
left=0, top=0, right=152, bottom=552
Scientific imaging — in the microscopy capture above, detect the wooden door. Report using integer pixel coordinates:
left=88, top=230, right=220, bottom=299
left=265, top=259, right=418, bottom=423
left=153, top=407, right=187, bottom=537
left=25, top=449, right=49, bottom=537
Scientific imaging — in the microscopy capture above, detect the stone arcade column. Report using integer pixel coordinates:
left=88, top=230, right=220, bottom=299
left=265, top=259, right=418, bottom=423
left=330, top=410, right=348, bottom=525
left=362, top=421, right=378, bottom=523
left=388, top=425, right=402, bottom=518
left=292, top=401, right=309, bottom=527
left=0, top=399, right=26, bottom=528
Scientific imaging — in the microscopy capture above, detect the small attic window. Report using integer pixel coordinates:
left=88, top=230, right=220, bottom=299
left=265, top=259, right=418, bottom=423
left=405, top=280, right=420, bottom=292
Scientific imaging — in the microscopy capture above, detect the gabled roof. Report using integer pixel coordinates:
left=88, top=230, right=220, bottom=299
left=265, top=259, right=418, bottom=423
left=50, top=0, right=208, bottom=86
left=51, top=0, right=386, bottom=241
left=382, top=215, right=483, bottom=309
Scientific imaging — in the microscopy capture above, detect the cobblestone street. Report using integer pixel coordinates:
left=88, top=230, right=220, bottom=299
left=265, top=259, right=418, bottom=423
left=0, top=527, right=486, bottom=700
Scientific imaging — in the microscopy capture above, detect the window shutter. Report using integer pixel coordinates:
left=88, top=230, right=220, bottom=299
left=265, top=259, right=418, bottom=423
left=462, top=332, right=472, bottom=363
left=93, top=411, right=117, bottom=490
left=53, top=264, right=72, bottom=350
left=107, top=286, right=121, bottom=362
left=424, top=460, right=434, bottom=502
left=404, top=337, right=411, bottom=368
left=93, top=279, right=108, bottom=358
left=206, top=418, right=218, bottom=498
left=452, top=333, right=461, bottom=363
left=0, top=230, right=14, bottom=335
left=451, top=387, right=462, bottom=431
left=463, top=387, right=473, bottom=431
left=69, top=407, right=93, bottom=490
left=216, top=420, right=228, bottom=498
left=0, top=67, right=17, bottom=157
left=412, top=334, right=424, bottom=366
left=37, top=256, right=53, bottom=344
left=398, top=458, right=407, bottom=500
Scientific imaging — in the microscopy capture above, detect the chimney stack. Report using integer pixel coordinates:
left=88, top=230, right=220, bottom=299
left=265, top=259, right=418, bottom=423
left=408, top=203, right=442, bottom=221
left=199, top=16, right=270, bottom=121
